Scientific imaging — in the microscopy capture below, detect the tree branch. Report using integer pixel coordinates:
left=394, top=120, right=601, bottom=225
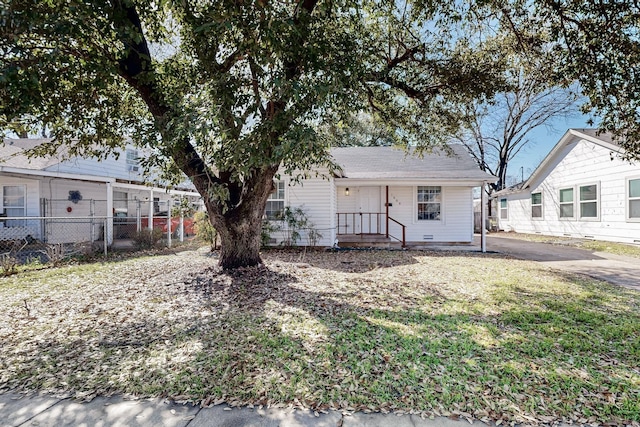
left=108, top=0, right=219, bottom=189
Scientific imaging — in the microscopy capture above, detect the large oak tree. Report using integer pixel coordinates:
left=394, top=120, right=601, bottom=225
left=1, top=0, right=639, bottom=268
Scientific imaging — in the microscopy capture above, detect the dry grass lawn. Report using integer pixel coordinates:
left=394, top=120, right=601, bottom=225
left=1, top=248, right=639, bottom=426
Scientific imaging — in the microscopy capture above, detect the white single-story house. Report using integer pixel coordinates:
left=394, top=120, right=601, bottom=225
left=493, top=128, right=640, bottom=244
left=0, top=138, right=202, bottom=245
left=2, top=139, right=494, bottom=249
left=268, top=144, right=496, bottom=247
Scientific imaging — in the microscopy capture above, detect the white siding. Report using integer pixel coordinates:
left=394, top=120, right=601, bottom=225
left=389, top=186, right=473, bottom=243
left=45, top=147, right=142, bottom=182
left=336, top=185, right=475, bottom=244
left=500, top=138, right=640, bottom=243
left=269, top=174, right=334, bottom=247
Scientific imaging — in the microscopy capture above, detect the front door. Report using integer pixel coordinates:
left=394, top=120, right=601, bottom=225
left=357, top=186, right=381, bottom=234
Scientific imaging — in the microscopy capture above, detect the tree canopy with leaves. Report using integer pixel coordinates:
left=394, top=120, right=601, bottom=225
left=1, top=0, right=639, bottom=268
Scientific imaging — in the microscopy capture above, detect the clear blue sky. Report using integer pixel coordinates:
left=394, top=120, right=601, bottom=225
left=506, top=114, right=594, bottom=184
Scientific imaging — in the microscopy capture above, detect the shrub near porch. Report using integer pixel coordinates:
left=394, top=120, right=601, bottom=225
left=0, top=249, right=638, bottom=425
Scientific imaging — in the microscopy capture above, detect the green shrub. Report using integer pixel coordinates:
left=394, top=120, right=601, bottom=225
left=0, top=253, right=18, bottom=276
left=261, top=220, right=280, bottom=247
left=262, top=207, right=322, bottom=247
left=193, top=211, right=217, bottom=250
left=132, top=228, right=164, bottom=249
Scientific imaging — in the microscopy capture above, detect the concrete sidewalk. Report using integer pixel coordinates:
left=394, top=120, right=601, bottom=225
left=0, top=392, right=483, bottom=427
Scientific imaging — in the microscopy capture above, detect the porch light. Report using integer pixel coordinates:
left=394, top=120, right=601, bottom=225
left=345, top=187, right=350, bottom=196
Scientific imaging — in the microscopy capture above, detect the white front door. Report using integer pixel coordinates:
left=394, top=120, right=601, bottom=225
left=357, top=187, right=381, bottom=233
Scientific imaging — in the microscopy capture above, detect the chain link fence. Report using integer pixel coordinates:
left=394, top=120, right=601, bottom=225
left=1, top=199, right=199, bottom=269
left=0, top=217, right=108, bottom=270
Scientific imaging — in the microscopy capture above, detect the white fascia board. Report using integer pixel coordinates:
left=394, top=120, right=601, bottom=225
left=518, top=128, right=624, bottom=193
left=0, top=166, right=115, bottom=183
left=112, top=181, right=201, bottom=197
left=334, top=178, right=490, bottom=187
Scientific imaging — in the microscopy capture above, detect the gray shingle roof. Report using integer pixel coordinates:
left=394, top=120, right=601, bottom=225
left=330, top=144, right=494, bottom=181
left=0, top=138, right=61, bottom=170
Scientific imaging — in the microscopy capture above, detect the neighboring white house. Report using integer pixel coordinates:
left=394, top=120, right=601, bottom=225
left=268, top=144, right=495, bottom=247
left=0, top=138, right=202, bottom=245
left=493, top=128, right=640, bottom=244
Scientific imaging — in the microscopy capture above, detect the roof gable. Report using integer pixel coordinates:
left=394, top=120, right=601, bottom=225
left=494, top=128, right=621, bottom=197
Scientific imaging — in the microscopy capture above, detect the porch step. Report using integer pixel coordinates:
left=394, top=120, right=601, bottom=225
left=336, top=234, right=402, bottom=249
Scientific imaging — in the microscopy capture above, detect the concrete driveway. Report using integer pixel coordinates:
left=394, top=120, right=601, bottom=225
left=485, top=235, right=640, bottom=291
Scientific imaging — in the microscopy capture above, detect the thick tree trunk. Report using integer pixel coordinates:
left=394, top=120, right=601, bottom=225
left=197, top=165, right=279, bottom=270
left=216, top=214, right=264, bottom=269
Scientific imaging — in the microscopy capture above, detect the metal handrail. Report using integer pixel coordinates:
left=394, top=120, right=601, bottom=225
left=387, top=216, right=406, bottom=247
left=336, top=212, right=383, bottom=235
left=336, top=212, right=406, bottom=247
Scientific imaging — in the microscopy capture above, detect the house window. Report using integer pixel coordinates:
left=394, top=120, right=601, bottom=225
left=2, top=185, right=26, bottom=227
left=499, top=198, right=508, bottom=219
left=531, top=192, right=542, bottom=218
left=265, top=180, right=285, bottom=219
left=126, top=149, right=139, bottom=165
left=126, top=149, right=140, bottom=172
left=628, top=178, right=640, bottom=220
left=579, top=184, right=598, bottom=219
left=417, top=186, right=441, bottom=221
left=559, top=188, right=574, bottom=219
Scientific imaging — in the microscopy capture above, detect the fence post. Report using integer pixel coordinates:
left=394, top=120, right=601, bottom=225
left=103, top=219, right=108, bottom=257
left=90, top=199, right=95, bottom=242
left=167, top=200, right=172, bottom=248
left=179, top=213, right=184, bottom=242
left=136, top=199, right=141, bottom=232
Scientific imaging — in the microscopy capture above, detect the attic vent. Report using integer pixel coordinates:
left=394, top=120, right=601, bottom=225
left=423, top=235, right=434, bottom=240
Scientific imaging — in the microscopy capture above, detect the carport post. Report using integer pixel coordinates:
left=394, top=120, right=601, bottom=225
left=481, top=181, right=487, bottom=253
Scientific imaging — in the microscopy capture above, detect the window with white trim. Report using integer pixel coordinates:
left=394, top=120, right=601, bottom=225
left=579, top=184, right=598, bottom=219
left=531, top=192, right=542, bottom=218
left=628, top=178, right=640, bottom=220
left=499, top=198, right=508, bottom=219
left=559, top=188, right=574, bottom=219
left=126, top=149, right=140, bottom=173
left=417, top=186, right=441, bottom=221
left=265, top=180, right=285, bottom=219
left=126, top=149, right=139, bottom=165
left=1, top=185, right=26, bottom=227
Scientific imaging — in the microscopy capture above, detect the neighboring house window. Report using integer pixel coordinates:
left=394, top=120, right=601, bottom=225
left=417, top=186, right=441, bottom=221
left=531, top=192, right=542, bottom=218
left=2, top=185, right=26, bottom=227
left=499, top=198, right=508, bottom=219
left=126, top=148, right=140, bottom=172
left=579, top=184, right=599, bottom=219
left=628, top=178, right=640, bottom=220
left=265, top=180, right=285, bottom=219
left=559, top=188, right=574, bottom=219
